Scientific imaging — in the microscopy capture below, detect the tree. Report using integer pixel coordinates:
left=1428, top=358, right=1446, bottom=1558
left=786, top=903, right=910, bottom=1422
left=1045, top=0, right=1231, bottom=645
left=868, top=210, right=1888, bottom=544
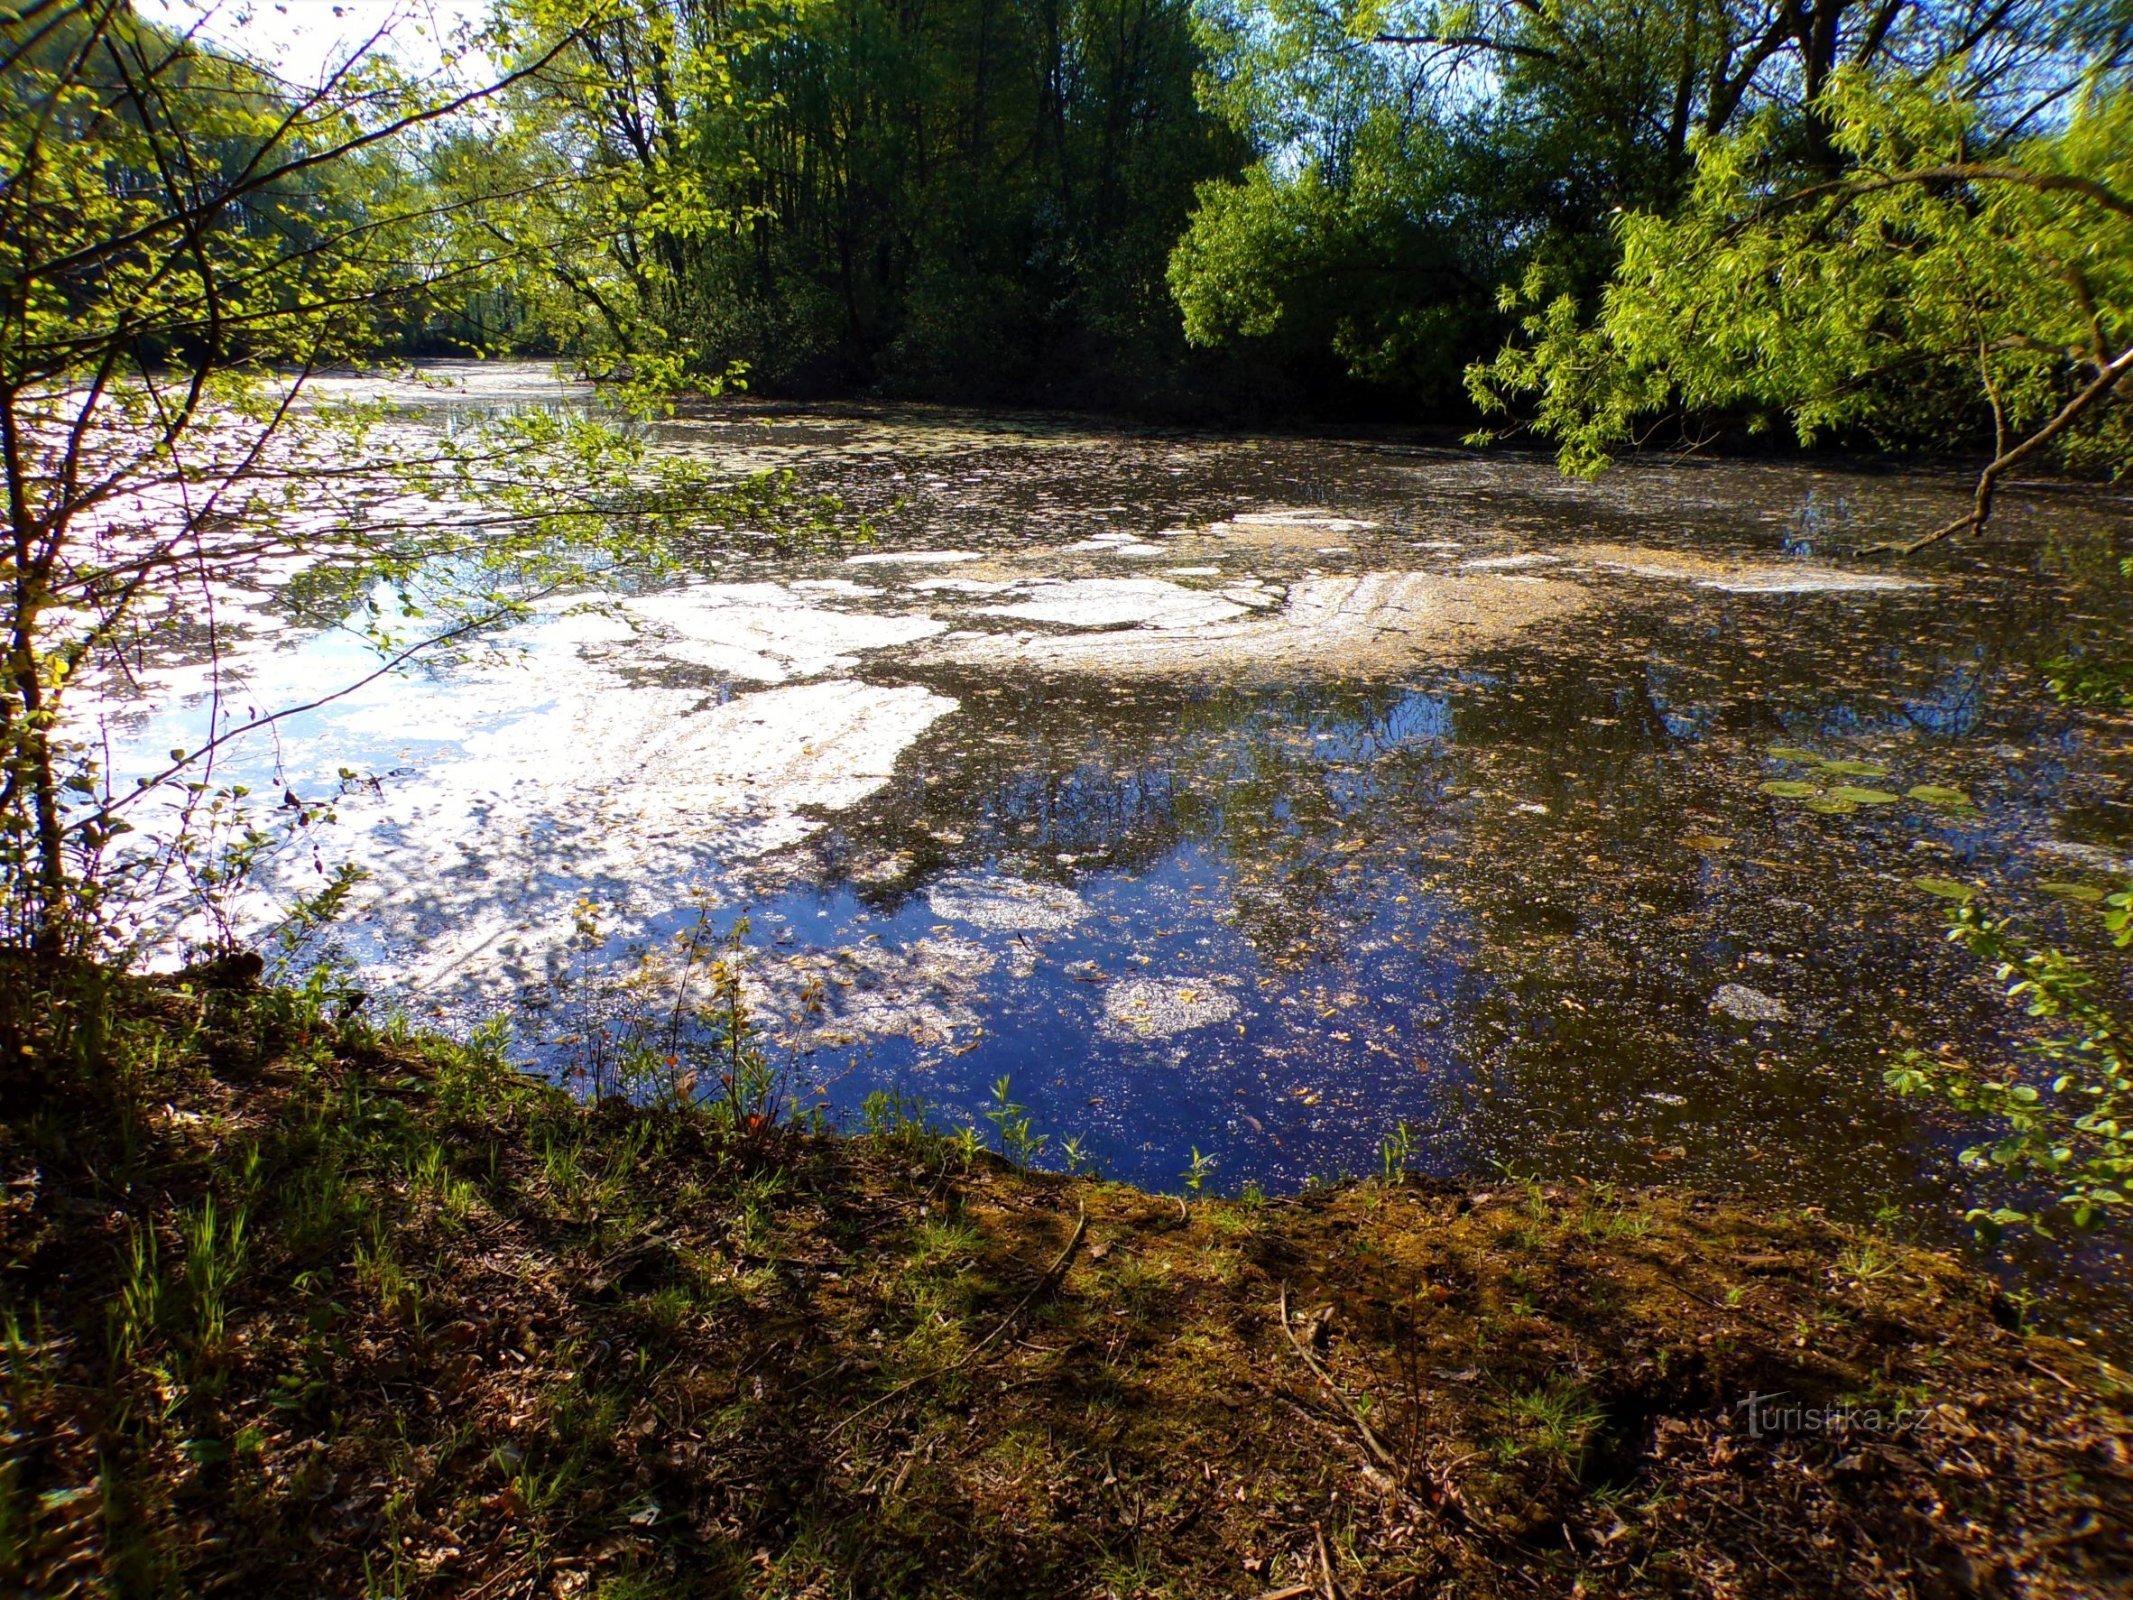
left=1167, top=0, right=2125, bottom=411
left=476, top=0, right=1246, bottom=404
left=0, top=1, right=837, bottom=963
left=452, top=0, right=781, bottom=375
left=1469, top=69, right=2133, bottom=545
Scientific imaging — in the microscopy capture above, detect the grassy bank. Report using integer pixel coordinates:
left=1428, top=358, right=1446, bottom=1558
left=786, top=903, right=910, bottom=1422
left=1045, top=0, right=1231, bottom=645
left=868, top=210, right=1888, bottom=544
left=1, top=968, right=2128, bottom=1599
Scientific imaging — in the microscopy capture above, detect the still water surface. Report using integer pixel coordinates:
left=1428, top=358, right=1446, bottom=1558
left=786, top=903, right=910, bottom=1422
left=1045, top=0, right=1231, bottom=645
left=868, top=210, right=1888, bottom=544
left=98, top=365, right=2133, bottom=1311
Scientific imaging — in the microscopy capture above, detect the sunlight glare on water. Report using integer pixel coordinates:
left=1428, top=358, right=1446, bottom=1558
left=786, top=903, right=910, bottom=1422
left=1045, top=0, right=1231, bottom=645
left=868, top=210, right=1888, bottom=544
left=91, top=366, right=2133, bottom=1296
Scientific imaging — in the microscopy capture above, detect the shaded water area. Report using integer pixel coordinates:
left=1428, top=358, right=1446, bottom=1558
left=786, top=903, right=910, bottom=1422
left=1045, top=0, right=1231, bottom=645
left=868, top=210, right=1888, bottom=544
left=100, top=365, right=2133, bottom=1324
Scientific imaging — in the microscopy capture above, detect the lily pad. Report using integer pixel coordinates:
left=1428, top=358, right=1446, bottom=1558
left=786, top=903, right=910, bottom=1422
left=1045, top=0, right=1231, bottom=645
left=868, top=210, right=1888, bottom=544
left=1820, top=760, right=1892, bottom=778
left=1759, top=780, right=1819, bottom=799
left=2039, top=881, right=2107, bottom=903
left=1906, top=784, right=1974, bottom=808
left=1803, top=795, right=1859, bottom=814
left=1765, top=746, right=1824, bottom=764
left=1827, top=785, right=1901, bottom=805
left=1912, top=877, right=1978, bottom=901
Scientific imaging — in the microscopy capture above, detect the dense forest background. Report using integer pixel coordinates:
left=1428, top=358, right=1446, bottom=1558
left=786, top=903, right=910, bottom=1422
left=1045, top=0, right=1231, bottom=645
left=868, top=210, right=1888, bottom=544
left=381, top=0, right=2131, bottom=439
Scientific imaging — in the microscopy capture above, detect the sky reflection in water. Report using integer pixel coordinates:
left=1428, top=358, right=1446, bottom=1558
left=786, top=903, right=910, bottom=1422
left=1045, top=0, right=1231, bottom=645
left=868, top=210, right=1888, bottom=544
left=91, top=370, right=2133, bottom=1313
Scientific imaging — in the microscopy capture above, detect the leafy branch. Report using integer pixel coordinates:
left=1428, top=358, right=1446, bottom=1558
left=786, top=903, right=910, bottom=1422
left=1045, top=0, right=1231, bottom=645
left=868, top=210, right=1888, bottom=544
left=1887, top=887, right=2133, bottom=1234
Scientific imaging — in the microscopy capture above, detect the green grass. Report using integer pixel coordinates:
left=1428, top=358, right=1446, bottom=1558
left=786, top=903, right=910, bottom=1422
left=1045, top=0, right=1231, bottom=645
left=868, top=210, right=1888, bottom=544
left=0, top=962, right=2122, bottom=1598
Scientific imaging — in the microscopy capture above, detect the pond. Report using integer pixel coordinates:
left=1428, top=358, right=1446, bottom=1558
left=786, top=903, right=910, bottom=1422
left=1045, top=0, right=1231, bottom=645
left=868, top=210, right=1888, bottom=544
left=96, top=363, right=2133, bottom=1316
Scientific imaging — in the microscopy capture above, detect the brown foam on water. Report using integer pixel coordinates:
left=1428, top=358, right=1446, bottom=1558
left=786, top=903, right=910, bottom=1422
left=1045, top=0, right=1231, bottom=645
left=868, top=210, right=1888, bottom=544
left=1568, top=543, right=1928, bottom=594
left=923, top=569, right=1593, bottom=679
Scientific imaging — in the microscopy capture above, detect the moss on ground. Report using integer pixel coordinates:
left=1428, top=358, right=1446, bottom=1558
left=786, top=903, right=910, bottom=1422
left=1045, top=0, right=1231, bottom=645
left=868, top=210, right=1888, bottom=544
left=2, top=968, right=2129, bottom=1597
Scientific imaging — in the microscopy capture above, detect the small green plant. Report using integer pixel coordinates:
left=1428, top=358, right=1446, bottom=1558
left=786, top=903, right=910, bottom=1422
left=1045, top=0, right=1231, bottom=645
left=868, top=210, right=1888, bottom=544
left=907, top=1215, right=983, bottom=1270
left=1378, top=1120, right=1416, bottom=1183
left=1061, top=1135, right=1096, bottom=1177
left=465, top=1015, right=512, bottom=1066
left=113, top=1221, right=163, bottom=1363
left=263, top=859, right=369, bottom=980
left=180, top=1197, right=247, bottom=1357
left=1503, top=1379, right=1606, bottom=1473
left=1181, top=1146, right=1217, bottom=1199
left=705, top=918, right=779, bottom=1127
left=729, top=1170, right=788, bottom=1259
left=1573, top=1184, right=1653, bottom=1241
left=567, top=911, right=782, bottom=1123
left=1837, top=1242, right=1897, bottom=1282
left=406, top=1140, right=479, bottom=1228
left=984, top=1076, right=1047, bottom=1170
left=3, top=1308, right=57, bottom=1414
left=861, top=1087, right=929, bottom=1139
left=353, top=1217, right=417, bottom=1321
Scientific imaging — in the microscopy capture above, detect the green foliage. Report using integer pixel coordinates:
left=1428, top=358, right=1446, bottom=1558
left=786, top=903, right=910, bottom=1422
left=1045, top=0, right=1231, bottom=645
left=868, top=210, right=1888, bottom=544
left=1473, top=70, right=2133, bottom=507
left=1181, top=1144, right=1217, bottom=1198
left=1168, top=120, right=1503, bottom=408
left=984, top=1076, right=1047, bottom=1171
left=861, top=1087, right=932, bottom=1141
left=1378, top=1120, right=1416, bottom=1182
left=180, top=1197, right=250, bottom=1361
left=1887, top=887, right=2133, bottom=1234
left=568, top=912, right=787, bottom=1125
left=0, top=4, right=874, bottom=966
left=480, top=0, right=1244, bottom=404
left=1499, top=1379, right=1606, bottom=1474
left=1170, top=0, right=2112, bottom=410
left=2043, top=654, right=2133, bottom=709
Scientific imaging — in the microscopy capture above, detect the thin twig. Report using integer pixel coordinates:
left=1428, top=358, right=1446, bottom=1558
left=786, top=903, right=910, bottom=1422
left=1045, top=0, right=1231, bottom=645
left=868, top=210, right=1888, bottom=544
left=1872, top=342, right=2133, bottom=553
left=1314, top=1521, right=1341, bottom=1600
left=95, top=593, right=552, bottom=826
left=1278, top=1282, right=1399, bottom=1472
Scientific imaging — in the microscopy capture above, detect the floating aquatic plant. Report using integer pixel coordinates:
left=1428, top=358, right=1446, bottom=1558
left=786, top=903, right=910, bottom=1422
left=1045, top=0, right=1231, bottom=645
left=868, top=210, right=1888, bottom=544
left=2039, top=881, right=2109, bottom=904
left=1758, top=747, right=1973, bottom=817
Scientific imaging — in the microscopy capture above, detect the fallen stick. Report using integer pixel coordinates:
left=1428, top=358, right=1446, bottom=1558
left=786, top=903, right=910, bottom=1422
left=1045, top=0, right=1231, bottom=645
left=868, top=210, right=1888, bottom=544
left=1277, top=1282, right=1473, bottom=1526
left=1278, top=1282, right=1400, bottom=1473
left=1314, top=1522, right=1340, bottom=1600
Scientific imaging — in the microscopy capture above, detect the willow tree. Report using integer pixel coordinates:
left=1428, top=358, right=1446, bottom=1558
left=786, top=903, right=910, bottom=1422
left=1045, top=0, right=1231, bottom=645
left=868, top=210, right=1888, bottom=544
left=0, top=1, right=828, bottom=967
left=1169, top=0, right=2125, bottom=410
left=1469, top=70, right=2133, bottom=545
